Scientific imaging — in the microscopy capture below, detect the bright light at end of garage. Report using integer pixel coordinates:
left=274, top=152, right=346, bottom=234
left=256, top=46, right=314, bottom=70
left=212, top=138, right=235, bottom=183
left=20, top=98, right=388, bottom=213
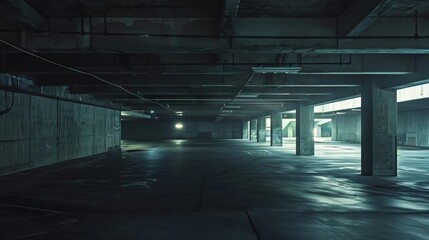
left=175, top=123, right=184, bottom=129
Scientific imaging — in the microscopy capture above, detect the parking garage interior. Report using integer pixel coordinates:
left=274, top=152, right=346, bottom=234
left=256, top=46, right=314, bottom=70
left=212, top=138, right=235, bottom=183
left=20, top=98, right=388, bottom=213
left=1, top=0, right=429, bottom=239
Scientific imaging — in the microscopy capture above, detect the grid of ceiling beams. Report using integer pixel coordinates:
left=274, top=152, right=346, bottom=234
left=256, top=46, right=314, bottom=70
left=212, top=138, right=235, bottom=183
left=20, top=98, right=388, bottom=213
left=0, top=0, right=428, bottom=119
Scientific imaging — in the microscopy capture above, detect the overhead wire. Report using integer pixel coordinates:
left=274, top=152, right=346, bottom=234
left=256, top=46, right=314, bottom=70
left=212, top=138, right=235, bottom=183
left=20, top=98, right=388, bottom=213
left=0, top=38, right=177, bottom=114
left=219, top=71, right=254, bottom=116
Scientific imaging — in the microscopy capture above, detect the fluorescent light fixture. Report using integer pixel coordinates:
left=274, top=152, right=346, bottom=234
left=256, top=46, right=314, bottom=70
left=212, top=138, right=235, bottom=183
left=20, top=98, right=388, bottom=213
left=121, top=111, right=151, bottom=119
left=336, top=112, right=347, bottom=115
left=300, top=72, right=411, bottom=75
left=176, top=111, right=184, bottom=116
left=220, top=110, right=233, bottom=114
left=201, top=84, right=235, bottom=87
left=223, top=105, right=241, bottom=109
left=175, top=123, right=184, bottom=129
left=237, top=93, right=259, bottom=98
left=252, top=66, right=302, bottom=74
left=150, top=110, right=155, bottom=114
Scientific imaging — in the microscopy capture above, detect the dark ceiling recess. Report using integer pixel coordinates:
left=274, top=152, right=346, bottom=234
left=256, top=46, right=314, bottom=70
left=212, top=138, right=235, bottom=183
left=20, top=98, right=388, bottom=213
left=0, top=0, right=428, bottom=120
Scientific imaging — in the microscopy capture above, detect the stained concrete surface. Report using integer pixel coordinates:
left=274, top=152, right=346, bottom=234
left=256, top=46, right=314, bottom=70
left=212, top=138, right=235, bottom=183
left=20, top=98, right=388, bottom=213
left=0, top=139, right=429, bottom=239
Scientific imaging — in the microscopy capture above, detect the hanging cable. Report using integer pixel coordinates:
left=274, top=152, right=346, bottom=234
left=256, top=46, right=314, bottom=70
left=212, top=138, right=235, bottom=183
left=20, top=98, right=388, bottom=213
left=219, top=71, right=254, bottom=114
left=0, top=38, right=177, bottom=114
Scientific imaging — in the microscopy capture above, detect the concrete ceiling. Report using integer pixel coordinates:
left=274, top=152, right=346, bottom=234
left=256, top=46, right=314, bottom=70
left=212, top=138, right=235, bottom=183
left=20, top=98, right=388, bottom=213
left=1, top=0, right=429, bottom=120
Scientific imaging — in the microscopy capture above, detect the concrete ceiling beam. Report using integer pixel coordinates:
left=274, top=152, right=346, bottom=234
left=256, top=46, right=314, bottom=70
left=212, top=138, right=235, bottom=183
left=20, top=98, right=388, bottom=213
left=338, top=0, right=396, bottom=36
left=0, top=0, right=45, bottom=30
left=67, top=85, right=355, bottom=95
left=0, top=54, right=417, bottom=75
left=12, top=34, right=429, bottom=54
left=33, top=74, right=362, bottom=87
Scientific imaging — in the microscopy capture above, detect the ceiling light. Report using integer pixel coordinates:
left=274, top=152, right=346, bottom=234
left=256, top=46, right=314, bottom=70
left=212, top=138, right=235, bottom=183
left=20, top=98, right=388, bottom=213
left=175, top=123, right=184, bottom=129
left=237, top=93, right=259, bottom=98
left=220, top=109, right=233, bottom=113
left=224, top=105, right=241, bottom=109
left=252, top=66, right=302, bottom=74
left=121, top=111, right=151, bottom=119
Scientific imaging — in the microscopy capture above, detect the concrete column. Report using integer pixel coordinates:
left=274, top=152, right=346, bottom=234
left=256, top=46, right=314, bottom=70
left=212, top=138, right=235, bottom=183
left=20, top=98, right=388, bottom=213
left=331, top=116, right=338, bottom=141
left=257, top=116, right=266, bottom=142
left=250, top=119, right=257, bottom=142
left=296, top=104, right=314, bottom=155
left=242, top=121, right=249, bottom=140
left=270, top=112, right=283, bottom=146
left=361, top=79, right=397, bottom=176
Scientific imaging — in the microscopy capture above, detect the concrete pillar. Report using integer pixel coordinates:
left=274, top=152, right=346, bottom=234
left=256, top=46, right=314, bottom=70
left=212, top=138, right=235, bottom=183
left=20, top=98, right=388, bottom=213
left=270, top=112, right=283, bottom=146
left=242, top=121, right=249, bottom=140
left=296, top=104, right=314, bottom=156
left=250, top=119, right=257, bottom=142
left=361, top=79, right=397, bottom=176
left=331, top=116, right=338, bottom=141
left=257, top=116, right=266, bottom=142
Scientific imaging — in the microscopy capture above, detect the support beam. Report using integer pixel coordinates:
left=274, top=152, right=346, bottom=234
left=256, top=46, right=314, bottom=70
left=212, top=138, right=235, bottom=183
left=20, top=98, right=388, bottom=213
left=221, top=0, right=241, bottom=36
left=4, top=32, right=429, bottom=54
left=250, top=119, right=257, bottom=142
left=296, top=104, right=314, bottom=156
left=242, top=120, right=249, bottom=140
left=331, top=116, right=338, bottom=141
left=67, top=85, right=350, bottom=96
left=270, top=112, right=282, bottom=147
left=0, top=0, right=44, bottom=30
left=361, top=78, right=397, bottom=176
left=0, top=53, right=416, bottom=75
left=338, top=0, right=395, bottom=36
left=257, top=116, right=266, bottom=143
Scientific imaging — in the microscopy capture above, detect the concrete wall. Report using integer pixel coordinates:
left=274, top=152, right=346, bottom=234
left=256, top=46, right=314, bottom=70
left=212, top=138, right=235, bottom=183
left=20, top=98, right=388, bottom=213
left=332, top=109, right=429, bottom=147
left=0, top=91, right=121, bottom=175
left=122, top=120, right=242, bottom=140
left=397, top=109, right=429, bottom=147
left=332, top=114, right=361, bottom=143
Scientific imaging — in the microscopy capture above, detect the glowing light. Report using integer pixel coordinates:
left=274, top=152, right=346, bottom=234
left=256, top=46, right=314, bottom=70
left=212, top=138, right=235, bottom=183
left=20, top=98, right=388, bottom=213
left=175, top=123, right=184, bottom=129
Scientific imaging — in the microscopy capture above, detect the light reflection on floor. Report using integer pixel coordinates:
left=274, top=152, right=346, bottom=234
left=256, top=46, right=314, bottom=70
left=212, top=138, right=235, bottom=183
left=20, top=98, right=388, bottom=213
left=0, top=139, right=428, bottom=239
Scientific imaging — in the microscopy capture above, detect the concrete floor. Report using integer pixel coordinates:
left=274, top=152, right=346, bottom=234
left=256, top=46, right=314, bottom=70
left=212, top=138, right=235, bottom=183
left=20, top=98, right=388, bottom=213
left=1, top=139, right=429, bottom=239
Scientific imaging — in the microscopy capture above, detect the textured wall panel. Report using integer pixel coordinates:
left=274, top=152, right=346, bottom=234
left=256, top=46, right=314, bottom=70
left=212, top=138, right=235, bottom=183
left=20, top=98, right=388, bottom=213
left=94, top=107, right=107, bottom=153
left=1, top=91, right=119, bottom=175
left=79, top=104, right=95, bottom=137
left=30, top=96, right=57, bottom=139
left=106, top=109, right=117, bottom=150
left=114, top=110, right=121, bottom=148
left=58, top=101, right=80, bottom=137
left=57, top=137, right=79, bottom=161
left=0, top=92, right=30, bottom=141
left=122, top=120, right=243, bottom=140
left=79, top=136, right=95, bottom=158
left=30, top=138, right=58, bottom=168
left=0, top=140, right=30, bottom=175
